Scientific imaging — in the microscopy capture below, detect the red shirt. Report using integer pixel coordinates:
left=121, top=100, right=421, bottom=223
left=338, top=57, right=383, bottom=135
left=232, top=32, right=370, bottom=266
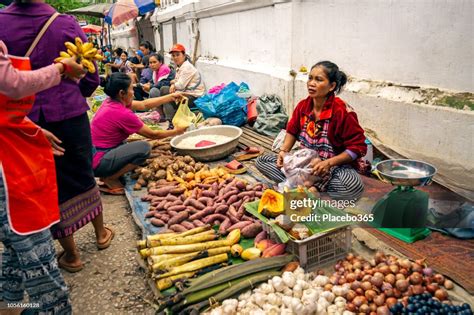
left=286, top=94, right=367, bottom=158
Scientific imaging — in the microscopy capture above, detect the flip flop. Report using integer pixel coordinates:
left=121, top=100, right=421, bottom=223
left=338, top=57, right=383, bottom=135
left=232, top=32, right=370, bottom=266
left=57, top=251, right=83, bottom=273
left=97, top=226, right=115, bottom=250
left=234, top=146, right=264, bottom=161
left=223, top=160, right=247, bottom=174
left=99, top=186, right=125, bottom=195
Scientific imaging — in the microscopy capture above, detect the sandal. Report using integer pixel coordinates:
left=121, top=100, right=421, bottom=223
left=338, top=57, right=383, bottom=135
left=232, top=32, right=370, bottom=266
left=99, top=184, right=125, bottom=195
left=97, top=227, right=115, bottom=250
left=223, top=160, right=247, bottom=174
left=234, top=146, right=263, bottom=161
left=57, top=251, right=83, bottom=273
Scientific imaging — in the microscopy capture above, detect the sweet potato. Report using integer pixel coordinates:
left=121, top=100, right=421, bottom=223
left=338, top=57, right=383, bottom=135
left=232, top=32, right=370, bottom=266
left=145, top=211, right=156, bottom=218
left=214, top=220, right=221, bottom=226
left=228, top=205, right=238, bottom=218
left=196, top=184, right=211, bottom=189
left=255, top=191, right=263, bottom=198
left=170, top=199, right=183, bottom=206
left=231, top=199, right=243, bottom=210
left=228, top=215, right=239, bottom=224
left=241, top=215, right=254, bottom=222
left=235, top=181, right=246, bottom=191
left=241, top=222, right=262, bottom=238
left=227, top=195, right=239, bottom=205
left=150, top=218, right=165, bottom=227
left=211, top=182, right=219, bottom=195
left=203, top=214, right=227, bottom=224
left=167, top=205, right=186, bottom=212
left=200, top=190, right=216, bottom=198
left=198, top=197, right=214, bottom=207
left=186, top=207, right=200, bottom=214
left=168, top=210, right=179, bottom=217
left=180, top=194, right=187, bottom=202
left=192, top=220, right=205, bottom=227
left=189, top=207, right=214, bottom=220
left=227, top=221, right=253, bottom=232
left=169, top=224, right=187, bottom=232
left=262, top=243, right=286, bottom=258
left=149, top=186, right=177, bottom=197
left=155, top=213, right=170, bottom=222
left=237, top=191, right=255, bottom=199
left=215, top=204, right=228, bottom=214
left=254, top=230, right=268, bottom=246
left=187, top=199, right=206, bottom=210
left=165, top=195, right=179, bottom=202
left=170, top=187, right=186, bottom=195
left=156, top=200, right=167, bottom=211
left=181, top=221, right=195, bottom=230
left=167, top=211, right=189, bottom=226
left=218, top=218, right=231, bottom=235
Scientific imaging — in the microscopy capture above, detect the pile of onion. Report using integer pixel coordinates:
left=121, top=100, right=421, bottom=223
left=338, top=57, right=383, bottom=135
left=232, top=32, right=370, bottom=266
left=335, top=252, right=455, bottom=314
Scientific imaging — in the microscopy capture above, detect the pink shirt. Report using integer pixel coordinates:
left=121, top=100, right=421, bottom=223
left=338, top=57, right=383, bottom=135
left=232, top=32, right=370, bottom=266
left=91, top=98, right=144, bottom=169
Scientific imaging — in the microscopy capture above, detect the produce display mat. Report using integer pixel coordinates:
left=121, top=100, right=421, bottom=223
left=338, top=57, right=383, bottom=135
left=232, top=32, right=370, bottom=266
left=367, top=228, right=474, bottom=295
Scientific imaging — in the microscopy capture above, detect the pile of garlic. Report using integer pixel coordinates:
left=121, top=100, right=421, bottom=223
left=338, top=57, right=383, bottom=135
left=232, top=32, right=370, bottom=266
left=205, top=267, right=356, bottom=315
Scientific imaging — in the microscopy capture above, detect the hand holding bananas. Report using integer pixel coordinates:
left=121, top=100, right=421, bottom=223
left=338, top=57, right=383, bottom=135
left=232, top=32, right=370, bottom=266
left=55, top=57, right=87, bottom=81
left=55, top=37, right=102, bottom=74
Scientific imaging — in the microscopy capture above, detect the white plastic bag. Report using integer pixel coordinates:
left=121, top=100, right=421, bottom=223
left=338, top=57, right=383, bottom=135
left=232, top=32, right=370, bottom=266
left=278, top=148, right=321, bottom=191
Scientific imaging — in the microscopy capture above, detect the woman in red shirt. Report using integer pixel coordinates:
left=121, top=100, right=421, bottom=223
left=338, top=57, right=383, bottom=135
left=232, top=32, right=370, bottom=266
left=256, top=61, right=367, bottom=200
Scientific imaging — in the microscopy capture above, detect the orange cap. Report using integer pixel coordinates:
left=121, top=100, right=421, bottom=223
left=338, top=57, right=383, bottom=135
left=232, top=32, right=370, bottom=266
left=169, top=43, right=186, bottom=53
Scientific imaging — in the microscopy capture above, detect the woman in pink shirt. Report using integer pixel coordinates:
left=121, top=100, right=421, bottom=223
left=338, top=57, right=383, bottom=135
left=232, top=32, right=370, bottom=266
left=91, top=73, right=185, bottom=194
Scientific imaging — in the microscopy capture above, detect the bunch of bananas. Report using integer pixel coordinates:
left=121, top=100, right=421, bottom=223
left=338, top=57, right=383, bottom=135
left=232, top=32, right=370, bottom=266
left=54, top=37, right=102, bottom=73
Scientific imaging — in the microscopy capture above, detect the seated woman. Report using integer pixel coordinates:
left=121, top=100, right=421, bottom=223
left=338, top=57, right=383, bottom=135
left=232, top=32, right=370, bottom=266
left=91, top=73, right=186, bottom=194
left=160, top=43, right=205, bottom=121
left=256, top=61, right=367, bottom=201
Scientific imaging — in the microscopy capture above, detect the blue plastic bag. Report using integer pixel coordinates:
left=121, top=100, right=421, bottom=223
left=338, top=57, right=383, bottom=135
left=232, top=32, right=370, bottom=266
left=195, top=82, right=249, bottom=127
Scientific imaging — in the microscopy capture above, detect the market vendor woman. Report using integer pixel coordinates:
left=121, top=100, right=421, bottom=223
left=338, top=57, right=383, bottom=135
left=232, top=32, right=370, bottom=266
left=256, top=61, right=367, bottom=200
left=91, top=73, right=185, bottom=194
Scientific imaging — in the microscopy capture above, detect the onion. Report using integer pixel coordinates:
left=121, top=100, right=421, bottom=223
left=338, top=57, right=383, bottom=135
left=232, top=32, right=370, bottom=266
left=369, top=303, right=377, bottom=312
left=374, top=272, right=384, bottom=279
left=386, top=297, right=398, bottom=308
left=377, top=305, right=390, bottom=315
left=412, top=284, right=424, bottom=295
left=435, top=288, right=448, bottom=301
left=346, top=273, right=357, bottom=282
left=423, top=267, right=433, bottom=276
left=399, top=268, right=409, bottom=276
left=399, top=259, right=412, bottom=269
left=396, top=279, right=409, bottom=292
left=381, top=282, right=393, bottom=291
left=350, top=281, right=361, bottom=291
left=409, top=272, right=423, bottom=285
left=444, top=279, right=454, bottom=290
left=395, top=273, right=406, bottom=281
left=339, top=277, right=347, bottom=285
left=384, top=288, right=394, bottom=297
left=346, top=290, right=357, bottom=301
left=360, top=304, right=370, bottom=314
left=412, top=263, right=423, bottom=273
left=373, top=293, right=385, bottom=306
left=393, top=288, right=402, bottom=298
left=361, top=281, right=373, bottom=291
left=334, top=263, right=341, bottom=271
left=375, top=252, right=386, bottom=264
left=353, top=296, right=367, bottom=307
left=365, top=289, right=377, bottom=301
left=427, top=283, right=439, bottom=294
left=385, top=274, right=396, bottom=285
left=401, top=296, right=409, bottom=307
left=346, top=253, right=355, bottom=261
left=330, top=275, right=339, bottom=285
left=371, top=275, right=384, bottom=288
left=324, top=283, right=333, bottom=291
left=389, top=264, right=399, bottom=274
left=378, top=265, right=390, bottom=275
left=346, top=303, right=356, bottom=312
left=353, top=261, right=362, bottom=270
left=356, top=288, right=364, bottom=296
left=362, top=275, right=371, bottom=282
left=317, top=269, right=325, bottom=275
left=434, top=274, right=445, bottom=284
left=338, top=267, right=345, bottom=274
left=403, top=285, right=414, bottom=297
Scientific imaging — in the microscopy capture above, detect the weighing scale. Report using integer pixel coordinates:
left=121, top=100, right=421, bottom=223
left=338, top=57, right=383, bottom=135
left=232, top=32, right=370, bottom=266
left=371, top=159, right=437, bottom=243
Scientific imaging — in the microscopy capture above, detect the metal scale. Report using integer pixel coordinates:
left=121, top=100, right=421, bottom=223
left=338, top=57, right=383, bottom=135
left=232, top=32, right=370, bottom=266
left=371, top=159, right=437, bottom=243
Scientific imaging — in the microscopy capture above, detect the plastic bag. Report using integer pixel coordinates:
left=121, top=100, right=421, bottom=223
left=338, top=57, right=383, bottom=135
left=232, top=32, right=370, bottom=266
left=195, top=82, right=248, bottom=127
left=172, top=97, right=196, bottom=129
left=253, top=94, right=288, bottom=137
left=278, top=148, right=321, bottom=191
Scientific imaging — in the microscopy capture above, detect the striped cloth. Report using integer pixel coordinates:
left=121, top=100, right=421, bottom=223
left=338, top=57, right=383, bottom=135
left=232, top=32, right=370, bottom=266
left=0, top=172, right=72, bottom=314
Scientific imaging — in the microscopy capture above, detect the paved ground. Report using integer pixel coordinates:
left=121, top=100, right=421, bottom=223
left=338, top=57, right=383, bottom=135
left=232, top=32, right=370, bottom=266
left=55, top=194, right=155, bottom=314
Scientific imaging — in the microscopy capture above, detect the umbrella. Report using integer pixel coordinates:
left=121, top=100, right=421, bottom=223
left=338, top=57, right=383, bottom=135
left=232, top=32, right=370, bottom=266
left=67, top=3, right=112, bottom=18
left=105, top=0, right=138, bottom=26
left=81, top=24, right=102, bottom=34
left=134, top=0, right=156, bottom=15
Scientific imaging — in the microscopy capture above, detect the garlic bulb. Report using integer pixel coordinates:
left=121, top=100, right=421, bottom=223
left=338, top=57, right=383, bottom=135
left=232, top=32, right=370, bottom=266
left=238, top=291, right=251, bottom=301
left=283, top=287, right=293, bottom=297
left=267, top=293, right=282, bottom=306
left=318, top=296, right=330, bottom=310
left=316, top=302, right=328, bottom=315
left=282, top=295, right=293, bottom=308
left=332, top=285, right=348, bottom=297
left=312, top=275, right=330, bottom=287
left=253, top=292, right=266, bottom=307
left=334, top=296, right=346, bottom=304
left=282, top=272, right=296, bottom=288
left=292, top=284, right=303, bottom=299
left=342, top=311, right=356, bottom=315
left=237, top=299, right=247, bottom=310
left=280, top=307, right=295, bottom=315
left=252, top=308, right=266, bottom=315
left=222, top=299, right=238, bottom=315
left=258, top=283, right=274, bottom=294
left=320, top=290, right=335, bottom=303
left=296, top=279, right=310, bottom=290
left=262, top=304, right=280, bottom=315
left=301, top=288, right=319, bottom=303
left=271, top=276, right=285, bottom=292
left=290, top=297, right=304, bottom=314
left=327, top=304, right=338, bottom=315
left=210, top=308, right=224, bottom=315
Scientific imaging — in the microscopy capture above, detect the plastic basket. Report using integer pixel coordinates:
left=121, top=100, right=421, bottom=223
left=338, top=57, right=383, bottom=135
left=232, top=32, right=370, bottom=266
left=263, top=222, right=352, bottom=271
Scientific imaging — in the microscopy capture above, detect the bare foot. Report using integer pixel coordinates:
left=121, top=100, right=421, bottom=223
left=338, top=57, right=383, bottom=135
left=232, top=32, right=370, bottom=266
left=96, top=226, right=113, bottom=245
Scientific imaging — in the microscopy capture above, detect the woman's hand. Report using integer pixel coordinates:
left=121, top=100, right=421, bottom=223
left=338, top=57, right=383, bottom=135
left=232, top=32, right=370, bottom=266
left=42, top=129, right=65, bottom=156
left=276, top=150, right=287, bottom=168
left=59, top=57, right=87, bottom=81
left=311, top=158, right=331, bottom=177
left=171, top=92, right=183, bottom=102
left=169, top=84, right=176, bottom=93
left=173, top=126, right=187, bottom=135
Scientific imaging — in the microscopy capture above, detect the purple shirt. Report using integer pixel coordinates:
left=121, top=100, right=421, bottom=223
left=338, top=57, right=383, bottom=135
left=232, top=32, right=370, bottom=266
left=0, top=3, right=99, bottom=123
left=91, top=98, right=144, bottom=169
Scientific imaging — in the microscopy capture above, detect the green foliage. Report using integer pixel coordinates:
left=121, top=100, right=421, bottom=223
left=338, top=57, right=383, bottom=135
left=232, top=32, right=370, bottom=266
left=46, top=0, right=101, bottom=25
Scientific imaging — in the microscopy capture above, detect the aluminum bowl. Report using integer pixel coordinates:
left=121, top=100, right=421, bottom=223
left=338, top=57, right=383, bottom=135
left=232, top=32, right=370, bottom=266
left=376, top=159, right=437, bottom=187
left=170, top=125, right=242, bottom=162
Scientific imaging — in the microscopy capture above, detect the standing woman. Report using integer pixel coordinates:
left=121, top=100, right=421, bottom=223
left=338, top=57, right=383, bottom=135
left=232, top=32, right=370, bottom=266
left=256, top=61, right=367, bottom=200
left=0, top=0, right=113, bottom=273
